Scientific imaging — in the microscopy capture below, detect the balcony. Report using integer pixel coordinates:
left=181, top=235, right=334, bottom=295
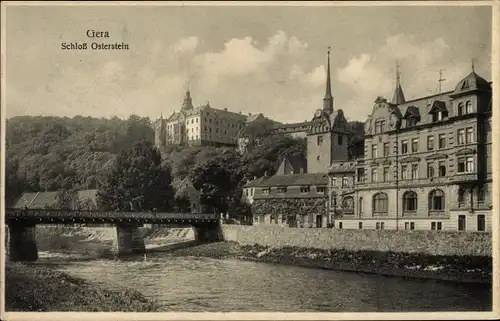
left=449, top=173, right=478, bottom=183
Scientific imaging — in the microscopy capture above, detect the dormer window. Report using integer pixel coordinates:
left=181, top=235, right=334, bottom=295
left=433, top=111, right=443, bottom=122
left=428, top=100, right=448, bottom=123
left=403, top=106, right=420, bottom=128
left=461, top=80, right=469, bottom=90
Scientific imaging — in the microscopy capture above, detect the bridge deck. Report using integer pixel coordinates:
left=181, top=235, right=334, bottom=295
left=5, top=208, right=219, bottom=225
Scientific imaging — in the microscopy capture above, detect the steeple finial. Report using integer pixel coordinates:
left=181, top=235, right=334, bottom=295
left=391, top=61, right=406, bottom=105
left=471, top=58, right=476, bottom=73
left=396, top=60, right=401, bottom=85
left=437, top=68, right=446, bottom=94
left=322, top=45, right=334, bottom=114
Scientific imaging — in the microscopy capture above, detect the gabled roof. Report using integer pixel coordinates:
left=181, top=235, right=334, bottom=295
left=174, top=177, right=200, bottom=203
left=278, top=154, right=307, bottom=175
left=428, top=100, right=447, bottom=114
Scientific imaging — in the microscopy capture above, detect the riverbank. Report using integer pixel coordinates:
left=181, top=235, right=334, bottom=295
left=5, top=262, right=160, bottom=312
left=167, top=241, right=492, bottom=284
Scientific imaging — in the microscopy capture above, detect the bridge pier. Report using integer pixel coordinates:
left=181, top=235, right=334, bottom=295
left=7, top=222, right=38, bottom=262
left=112, top=224, right=145, bottom=257
left=193, top=223, right=223, bottom=242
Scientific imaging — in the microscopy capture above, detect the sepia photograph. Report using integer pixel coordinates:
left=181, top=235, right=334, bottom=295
left=1, top=1, right=498, bottom=319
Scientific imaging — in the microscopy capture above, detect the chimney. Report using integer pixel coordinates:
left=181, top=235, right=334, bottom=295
left=253, top=176, right=257, bottom=180
left=264, top=171, right=268, bottom=177
left=224, top=108, right=228, bottom=111
left=249, top=113, right=252, bottom=116
left=239, top=111, right=242, bottom=114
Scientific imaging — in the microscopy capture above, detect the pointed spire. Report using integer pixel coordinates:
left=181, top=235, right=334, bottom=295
left=323, top=46, right=334, bottom=114
left=391, top=61, right=406, bottom=105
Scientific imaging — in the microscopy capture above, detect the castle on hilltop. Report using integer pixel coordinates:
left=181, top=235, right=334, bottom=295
left=154, top=90, right=279, bottom=149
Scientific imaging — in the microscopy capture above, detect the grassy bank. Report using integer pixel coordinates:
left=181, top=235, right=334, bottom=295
left=5, top=263, right=160, bottom=312
left=168, top=241, right=492, bottom=284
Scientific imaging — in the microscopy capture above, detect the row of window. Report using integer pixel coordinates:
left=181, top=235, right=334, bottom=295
left=262, top=186, right=327, bottom=195
left=370, top=127, right=475, bottom=158
left=368, top=156, right=475, bottom=182
left=336, top=217, right=485, bottom=232
left=372, top=101, right=474, bottom=134
left=167, top=118, right=245, bottom=128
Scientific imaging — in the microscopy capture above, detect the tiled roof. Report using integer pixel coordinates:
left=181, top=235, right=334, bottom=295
left=245, top=173, right=328, bottom=188
left=12, top=189, right=98, bottom=209
left=244, top=177, right=266, bottom=188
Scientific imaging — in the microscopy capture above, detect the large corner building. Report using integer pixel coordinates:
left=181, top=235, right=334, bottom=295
left=245, top=48, right=493, bottom=232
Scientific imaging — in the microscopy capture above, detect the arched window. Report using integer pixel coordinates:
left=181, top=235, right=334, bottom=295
left=403, top=191, right=418, bottom=213
left=428, top=189, right=445, bottom=211
left=458, top=102, right=464, bottom=116
left=372, top=193, right=388, bottom=215
left=465, top=101, right=473, bottom=114
left=342, top=196, right=354, bottom=214
left=458, top=188, right=466, bottom=205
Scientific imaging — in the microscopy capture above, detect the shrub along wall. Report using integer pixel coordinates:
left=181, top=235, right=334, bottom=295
left=221, top=225, right=491, bottom=257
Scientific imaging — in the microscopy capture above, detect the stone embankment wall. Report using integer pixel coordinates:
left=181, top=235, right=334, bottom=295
left=221, top=225, right=492, bottom=257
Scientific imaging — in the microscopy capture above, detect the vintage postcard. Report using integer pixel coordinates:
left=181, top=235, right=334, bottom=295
left=1, top=1, right=499, bottom=320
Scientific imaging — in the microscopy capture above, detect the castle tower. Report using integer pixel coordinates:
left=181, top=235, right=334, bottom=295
left=181, top=88, right=194, bottom=111
left=323, top=46, right=334, bottom=114
left=391, top=62, right=406, bottom=105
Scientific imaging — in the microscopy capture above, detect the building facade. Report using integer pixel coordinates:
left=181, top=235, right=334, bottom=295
left=246, top=48, right=349, bottom=227
left=155, top=90, right=253, bottom=148
left=330, top=68, right=493, bottom=232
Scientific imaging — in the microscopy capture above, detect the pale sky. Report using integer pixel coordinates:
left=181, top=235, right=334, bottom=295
left=5, top=4, right=492, bottom=123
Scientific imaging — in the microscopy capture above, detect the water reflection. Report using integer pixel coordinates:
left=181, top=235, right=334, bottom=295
left=40, top=253, right=492, bottom=312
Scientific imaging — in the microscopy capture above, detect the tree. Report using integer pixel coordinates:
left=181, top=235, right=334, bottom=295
left=5, top=157, right=24, bottom=206
left=96, top=140, right=174, bottom=211
left=189, top=149, right=244, bottom=214
left=242, top=134, right=306, bottom=179
left=238, top=118, right=275, bottom=153
left=173, top=195, right=191, bottom=213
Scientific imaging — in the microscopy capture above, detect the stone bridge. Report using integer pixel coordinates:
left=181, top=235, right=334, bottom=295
left=5, top=208, right=223, bottom=262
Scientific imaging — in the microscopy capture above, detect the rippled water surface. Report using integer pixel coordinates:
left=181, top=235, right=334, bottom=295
left=42, top=252, right=491, bottom=312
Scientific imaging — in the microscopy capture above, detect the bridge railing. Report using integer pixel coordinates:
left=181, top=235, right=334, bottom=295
left=5, top=208, right=218, bottom=221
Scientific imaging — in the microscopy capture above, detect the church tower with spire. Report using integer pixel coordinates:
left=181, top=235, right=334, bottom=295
left=391, top=62, right=406, bottom=105
left=323, top=46, right=334, bottom=114
left=306, top=47, right=350, bottom=173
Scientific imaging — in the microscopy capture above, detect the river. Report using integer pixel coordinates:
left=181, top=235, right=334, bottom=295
left=38, top=250, right=491, bottom=312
